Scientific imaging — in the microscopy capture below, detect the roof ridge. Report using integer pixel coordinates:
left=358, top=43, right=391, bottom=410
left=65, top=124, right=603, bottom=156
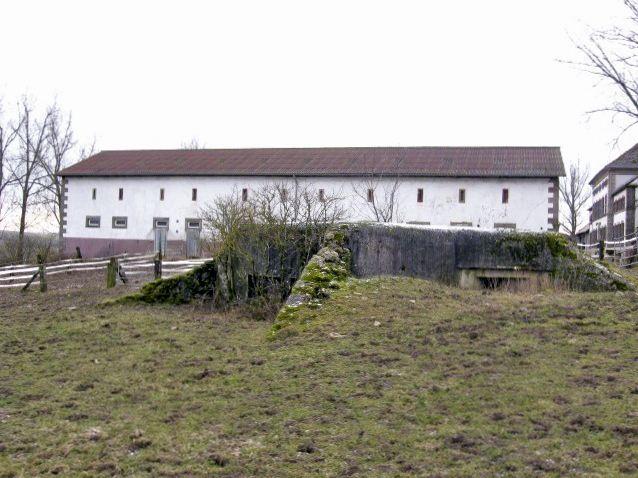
left=59, top=147, right=565, bottom=178
left=98, top=145, right=562, bottom=153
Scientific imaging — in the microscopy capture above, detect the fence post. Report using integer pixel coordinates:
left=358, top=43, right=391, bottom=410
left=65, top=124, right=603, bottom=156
left=154, top=255, right=162, bottom=280
left=107, top=257, right=117, bottom=288
left=39, top=263, right=47, bottom=292
left=598, top=239, right=604, bottom=261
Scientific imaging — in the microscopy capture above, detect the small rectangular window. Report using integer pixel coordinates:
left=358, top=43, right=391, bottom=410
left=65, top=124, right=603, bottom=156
left=280, top=188, right=288, bottom=201
left=242, top=188, right=248, bottom=202
left=502, top=188, right=509, bottom=204
left=160, top=188, right=165, bottom=201
left=85, top=216, right=100, bottom=228
left=459, top=189, right=465, bottom=203
left=192, top=188, right=197, bottom=201
left=118, top=188, right=123, bottom=200
left=92, top=188, right=96, bottom=200
left=367, top=188, right=374, bottom=203
left=154, top=218, right=169, bottom=228
left=187, top=219, right=202, bottom=229
left=417, top=188, right=424, bottom=203
left=112, top=216, right=128, bottom=229
left=318, top=189, right=325, bottom=202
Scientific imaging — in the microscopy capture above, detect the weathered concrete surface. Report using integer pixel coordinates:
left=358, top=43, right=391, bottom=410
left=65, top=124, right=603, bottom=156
left=346, top=224, right=555, bottom=284
left=272, top=228, right=351, bottom=337
left=344, top=223, right=633, bottom=291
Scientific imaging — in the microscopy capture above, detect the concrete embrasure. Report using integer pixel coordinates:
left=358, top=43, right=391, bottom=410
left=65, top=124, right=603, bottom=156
left=345, top=223, right=633, bottom=291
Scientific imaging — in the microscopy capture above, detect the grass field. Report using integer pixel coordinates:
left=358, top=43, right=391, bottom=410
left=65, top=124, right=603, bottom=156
left=1, top=273, right=638, bottom=476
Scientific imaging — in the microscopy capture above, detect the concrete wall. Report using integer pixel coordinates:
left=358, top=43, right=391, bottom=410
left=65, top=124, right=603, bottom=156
left=346, top=224, right=556, bottom=286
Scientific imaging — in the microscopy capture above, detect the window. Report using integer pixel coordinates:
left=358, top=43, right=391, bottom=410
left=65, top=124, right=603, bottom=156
left=160, top=188, right=165, bottom=201
left=280, top=188, right=288, bottom=201
left=614, top=222, right=626, bottom=239
left=494, top=222, right=516, bottom=229
left=367, top=188, right=374, bottom=203
left=92, top=188, right=96, bottom=200
left=417, top=188, right=424, bottom=203
left=187, top=219, right=202, bottom=229
left=192, top=188, right=197, bottom=201
left=502, top=188, right=509, bottom=204
left=112, top=216, right=128, bottom=229
left=85, top=216, right=100, bottom=228
left=154, top=218, right=169, bottom=228
left=242, top=188, right=248, bottom=202
left=459, top=189, right=465, bottom=203
left=118, top=188, right=123, bottom=200
left=318, top=189, right=325, bottom=202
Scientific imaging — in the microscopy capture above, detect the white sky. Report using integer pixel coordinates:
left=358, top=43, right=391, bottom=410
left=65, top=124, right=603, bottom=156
left=2, top=0, right=637, bottom=178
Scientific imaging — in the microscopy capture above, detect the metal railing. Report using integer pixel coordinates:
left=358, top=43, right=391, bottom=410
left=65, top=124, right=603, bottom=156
left=577, top=231, right=638, bottom=267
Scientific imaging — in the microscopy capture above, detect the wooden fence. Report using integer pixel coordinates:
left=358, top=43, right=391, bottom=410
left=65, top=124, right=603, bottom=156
left=0, top=253, right=210, bottom=291
left=577, top=232, right=638, bottom=267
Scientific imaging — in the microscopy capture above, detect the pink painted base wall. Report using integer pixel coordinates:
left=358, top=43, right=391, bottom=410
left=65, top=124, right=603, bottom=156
left=63, top=237, right=188, bottom=259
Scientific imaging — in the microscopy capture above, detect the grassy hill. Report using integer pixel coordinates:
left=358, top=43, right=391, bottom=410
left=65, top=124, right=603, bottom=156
left=1, top=275, right=638, bottom=476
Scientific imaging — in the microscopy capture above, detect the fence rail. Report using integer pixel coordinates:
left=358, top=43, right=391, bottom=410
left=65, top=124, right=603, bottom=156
left=0, top=253, right=211, bottom=291
left=577, top=232, right=638, bottom=267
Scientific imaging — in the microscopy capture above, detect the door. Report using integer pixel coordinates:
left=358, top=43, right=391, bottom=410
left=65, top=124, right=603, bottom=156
left=186, top=219, right=202, bottom=257
left=153, top=218, right=169, bottom=255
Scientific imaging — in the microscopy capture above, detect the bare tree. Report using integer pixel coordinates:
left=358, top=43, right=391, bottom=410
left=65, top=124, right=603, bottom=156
left=352, top=176, right=402, bottom=222
left=200, top=182, right=346, bottom=303
left=567, top=0, right=638, bottom=141
left=181, top=138, right=205, bottom=149
left=200, top=187, right=254, bottom=300
left=559, top=160, right=592, bottom=238
left=0, top=97, right=20, bottom=226
left=8, top=97, right=52, bottom=261
left=41, top=102, right=95, bottom=252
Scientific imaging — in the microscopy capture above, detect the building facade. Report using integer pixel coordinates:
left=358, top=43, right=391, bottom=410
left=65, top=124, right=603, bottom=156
left=588, top=143, right=638, bottom=243
left=58, top=147, right=565, bottom=258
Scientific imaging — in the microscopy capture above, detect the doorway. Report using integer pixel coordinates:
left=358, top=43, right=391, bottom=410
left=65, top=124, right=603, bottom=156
left=154, top=217, right=169, bottom=255
left=186, top=218, right=202, bottom=258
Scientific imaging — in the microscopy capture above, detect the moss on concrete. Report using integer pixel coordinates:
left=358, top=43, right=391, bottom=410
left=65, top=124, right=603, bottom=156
left=103, top=260, right=217, bottom=305
left=493, top=232, right=577, bottom=269
left=551, top=254, right=633, bottom=291
left=270, top=227, right=351, bottom=338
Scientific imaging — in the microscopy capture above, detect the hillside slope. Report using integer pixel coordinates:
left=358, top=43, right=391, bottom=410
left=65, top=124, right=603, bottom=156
left=1, top=277, right=638, bottom=476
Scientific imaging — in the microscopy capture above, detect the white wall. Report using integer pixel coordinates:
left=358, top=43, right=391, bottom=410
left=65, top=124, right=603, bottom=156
left=390, top=177, right=551, bottom=230
left=613, top=189, right=627, bottom=227
left=591, top=177, right=608, bottom=232
left=64, top=175, right=555, bottom=241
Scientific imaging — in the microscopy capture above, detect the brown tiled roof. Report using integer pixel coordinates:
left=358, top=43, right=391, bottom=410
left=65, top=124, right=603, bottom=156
left=59, top=147, right=565, bottom=178
left=590, top=142, right=638, bottom=185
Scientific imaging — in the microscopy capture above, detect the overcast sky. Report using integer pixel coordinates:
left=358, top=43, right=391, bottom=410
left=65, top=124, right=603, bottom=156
left=2, top=0, right=636, bottom=177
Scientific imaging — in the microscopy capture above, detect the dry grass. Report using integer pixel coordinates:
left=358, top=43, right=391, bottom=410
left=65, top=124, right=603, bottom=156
left=1, top=274, right=638, bottom=476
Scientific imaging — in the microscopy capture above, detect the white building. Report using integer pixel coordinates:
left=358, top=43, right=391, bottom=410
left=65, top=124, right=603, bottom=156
left=58, top=147, right=565, bottom=258
left=587, top=143, right=638, bottom=243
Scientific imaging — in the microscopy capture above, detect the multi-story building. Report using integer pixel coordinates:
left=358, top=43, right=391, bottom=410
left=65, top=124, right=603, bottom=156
left=588, top=143, right=638, bottom=243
